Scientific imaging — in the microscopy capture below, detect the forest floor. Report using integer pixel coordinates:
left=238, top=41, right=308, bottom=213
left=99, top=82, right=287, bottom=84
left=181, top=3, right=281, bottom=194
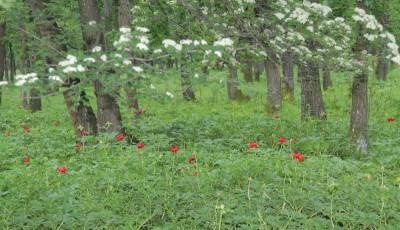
left=1, top=69, right=400, bottom=229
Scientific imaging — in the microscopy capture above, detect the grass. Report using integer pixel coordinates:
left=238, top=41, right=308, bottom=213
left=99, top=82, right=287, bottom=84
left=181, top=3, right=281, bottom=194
left=1, top=68, right=400, bottom=229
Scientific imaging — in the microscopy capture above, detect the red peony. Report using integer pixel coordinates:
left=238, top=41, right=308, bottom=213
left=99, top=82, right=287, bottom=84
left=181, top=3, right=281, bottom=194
left=115, top=134, right=125, bottom=142
left=292, top=153, right=305, bottom=162
left=58, top=166, right=68, bottom=174
left=170, top=146, right=179, bottom=153
left=137, top=143, right=145, bottom=149
left=248, top=142, right=258, bottom=149
left=278, top=137, right=287, bottom=144
left=188, top=155, right=196, bottom=164
left=23, top=155, right=31, bottom=165
left=387, top=117, right=395, bottom=123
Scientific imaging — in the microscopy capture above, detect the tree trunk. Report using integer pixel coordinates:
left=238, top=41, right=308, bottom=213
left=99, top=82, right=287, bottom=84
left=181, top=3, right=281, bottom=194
left=349, top=0, right=369, bottom=153
left=322, top=64, right=332, bottom=90
left=28, top=0, right=98, bottom=136
left=9, top=43, right=16, bottom=82
left=282, top=52, right=294, bottom=100
left=253, top=60, right=263, bottom=82
left=63, top=89, right=98, bottom=137
left=227, top=64, right=248, bottom=101
left=375, top=55, right=389, bottom=81
left=300, top=62, right=326, bottom=120
left=117, top=0, right=139, bottom=110
left=265, top=59, right=282, bottom=115
left=28, top=88, right=42, bottom=112
left=242, top=59, right=253, bottom=82
left=180, top=57, right=195, bottom=100
left=0, top=22, right=5, bottom=105
left=79, top=0, right=124, bottom=134
left=349, top=72, right=368, bottom=153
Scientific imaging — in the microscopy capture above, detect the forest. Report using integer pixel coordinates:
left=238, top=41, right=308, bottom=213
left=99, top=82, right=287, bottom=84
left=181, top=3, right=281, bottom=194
left=1, top=0, right=400, bottom=229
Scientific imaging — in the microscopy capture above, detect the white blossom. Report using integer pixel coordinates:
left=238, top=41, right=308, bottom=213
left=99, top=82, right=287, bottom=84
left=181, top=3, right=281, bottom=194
left=166, top=91, right=174, bottom=98
left=49, top=75, right=63, bottom=82
left=123, top=59, right=132, bottom=65
left=63, top=66, right=77, bottom=73
left=76, top=65, right=86, bottom=72
left=214, top=38, right=233, bottom=47
left=136, top=27, right=149, bottom=33
left=119, top=27, right=131, bottom=33
left=132, top=66, right=143, bottom=72
left=92, top=46, right=102, bottom=53
left=83, top=57, right=96, bottom=63
left=100, top=54, right=107, bottom=62
left=136, top=43, right=149, bottom=51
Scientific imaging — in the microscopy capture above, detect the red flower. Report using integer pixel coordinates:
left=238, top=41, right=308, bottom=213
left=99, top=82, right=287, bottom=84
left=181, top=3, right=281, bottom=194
left=248, top=142, right=258, bottom=149
left=23, top=155, right=31, bottom=165
left=170, top=146, right=179, bottom=153
left=188, top=155, right=196, bottom=164
left=137, top=143, right=145, bottom=149
left=115, top=134, right=125, bottom=142
left=136, top=109, right=145, bottom=116
left=278, top=138, right=287, bottom=144
left=292, top=153, right=305, bottom=162
left=387, top=117, right=395, bottom=123
left=80, top=129, right=89, bottom=136
left=75, top=143, right=82, bottom=152
left=23, top=127, right=31, bottom=133
left=58, top=166, right=68, bottom=174
left=193, top=171, right=200, bottom=177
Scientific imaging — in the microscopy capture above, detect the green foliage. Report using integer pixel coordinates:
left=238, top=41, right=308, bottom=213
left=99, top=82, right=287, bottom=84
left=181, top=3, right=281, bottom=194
left=1, top=69, right=400, bottom=229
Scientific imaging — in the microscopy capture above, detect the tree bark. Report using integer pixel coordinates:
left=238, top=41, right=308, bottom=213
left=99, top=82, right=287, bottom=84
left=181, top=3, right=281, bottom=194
left=117, top=0, right=139, bottom=110
left=349, top=0, right=369, bottom=153
left=8, top=43, right=16, bottom=82
left=28, top=88, right=42, bottom=112
left=322, top=64, right=332, bottom=90
left=63, top=89, right=98, bottom=137
left=300, top=62, right=326, bottom=120
left=0, top=22, right=5, bottom=105
left=28, top=0, right=98, bottom=136
left=375, top=55, right=389, bottom=81
left=79, top=0, right=124, bottom=134
left=349, top=72, right=368, bottom=153
left=242, top=59, right=253, bottom=82
left=265, top=59, right=282, bottom=115
left=227, top=64, right=248, bottom=101
left=253, top=60, right=263, bottom=82
left=180, top=56, right=196, bottom=100
left=282, top=52, right=294, bottom=100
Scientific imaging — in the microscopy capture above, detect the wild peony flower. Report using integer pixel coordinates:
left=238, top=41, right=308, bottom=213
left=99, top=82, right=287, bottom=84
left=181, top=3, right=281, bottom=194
left=292, top=153, right=305, bottom=162
left=58, top=166, right=68, bottom=174
left=278, top=137, right=287, bottom=144
left=387, top=117, right=395, bottom=123
left=137, top=143, right=145, bottom=149
left=170, top=146, right=179, bottom=153
left=116, top=134, right=125, bottom=142
left=248, top=142, right=258, bottom=149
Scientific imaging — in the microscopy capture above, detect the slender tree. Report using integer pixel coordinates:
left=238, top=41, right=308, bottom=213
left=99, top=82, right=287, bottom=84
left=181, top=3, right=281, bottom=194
left=0, top=21, right=5, bottom=104
left=79, top=0, right=124, bottom=134
left=27, top=0, right=98, bottom=137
